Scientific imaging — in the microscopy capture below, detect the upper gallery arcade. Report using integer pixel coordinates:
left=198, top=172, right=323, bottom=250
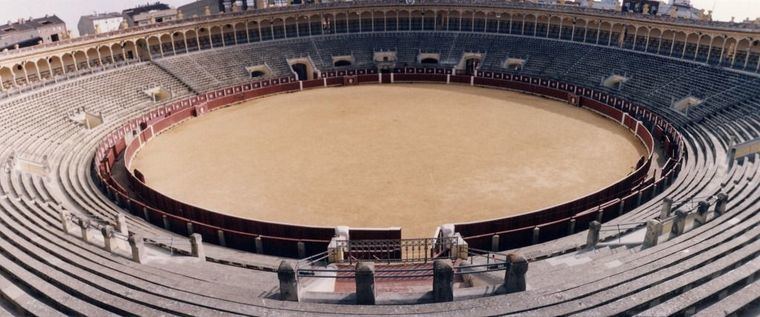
left=1, top=1, right=760, bottom=93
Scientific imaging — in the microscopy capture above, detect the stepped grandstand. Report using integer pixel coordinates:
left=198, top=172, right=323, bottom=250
left=0, top=1, right=758, bottom=316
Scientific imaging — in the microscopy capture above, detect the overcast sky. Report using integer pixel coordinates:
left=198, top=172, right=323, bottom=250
left=0, top=0, right=758, bottom=36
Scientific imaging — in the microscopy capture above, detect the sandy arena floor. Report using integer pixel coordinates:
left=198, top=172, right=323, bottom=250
left=130, top=84, right=646, bottom=237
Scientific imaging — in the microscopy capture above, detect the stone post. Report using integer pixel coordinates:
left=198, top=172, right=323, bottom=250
left=297, top=241, right=306, bottom=259
left=567, top=219, right=576, bottom=235
left=532, top=227, right=540, bottom=244
left=255, top=236, right=263, bottom=254
left=79, top=218, right=90, bottom=242
left=217, top=230, right=226, bottom=247
left=671, top=209, right=687, bottom=236
left=128, top=234, right=145, bottom=264
left=491, top=234, right=500, bottom=252
left=715, top=193, right=728, bottom=216
left=695, top=201, right=710, bottom=226
left=190, top=233, right=205, bottom=261
left=355, top=262, right=376, bottom=305
left=335, top=226, right=350, bottom=240
left=162, top=215, right=170, bottom=230
left=186, top=222, right=194, bottom=235
left=433, top=260, right=454, bottom=302
left=277, top=261, right=299, bottom=301
left=642, top=219, right=661, bottom=249
left=101, top=225, right=114, bottom=253
left=60, top=209, right=71, bottom=233
left=503, top=254, right=528, bottom=293
left=116, top=213, right=128, bottom=235
left=586, top=221, right=601, bottom=248
left=660, top=197, right=673, bottom=220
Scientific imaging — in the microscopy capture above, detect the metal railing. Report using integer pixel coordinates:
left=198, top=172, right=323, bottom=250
left=599, top=221, right=647, bottom=244
left=333, top=236, right=460, bottom=264
left=296, top=258, right=510, bottom=280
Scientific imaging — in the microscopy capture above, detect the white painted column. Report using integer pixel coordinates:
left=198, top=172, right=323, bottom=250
left=158, top=38, right=165, bottom=58
left=34, top=63, right=42, bottom=81
left=744, top=47, right=751, bottom=69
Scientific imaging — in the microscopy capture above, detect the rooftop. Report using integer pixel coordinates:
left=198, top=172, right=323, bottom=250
left=0, top=15, right=65, bottom=36
left=123, top=2, right=172, bottom=18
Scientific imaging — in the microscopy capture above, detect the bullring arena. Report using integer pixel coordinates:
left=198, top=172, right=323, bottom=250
left=131, top=84, right=646, bottom=237
left=0, top=0, right=758, bottom=316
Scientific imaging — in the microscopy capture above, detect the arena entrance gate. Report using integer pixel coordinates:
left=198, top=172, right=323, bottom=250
left=465, top=58, right=480, bottom=76
left=328, top=236, right=464, bottom=264
left=291, top=63, right=309, bottom=81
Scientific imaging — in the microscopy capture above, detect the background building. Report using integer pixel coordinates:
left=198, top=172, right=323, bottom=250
left=123, top=2, right=177, bottom=27
left=179, top=0, right=254, bottom=18
left=0, top=15, right=67, bottom=51
left=77, top=12, right=125, bottom=36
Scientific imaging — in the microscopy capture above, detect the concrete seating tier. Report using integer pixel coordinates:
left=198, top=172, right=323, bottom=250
left=0, top=31, right=757, bottom=316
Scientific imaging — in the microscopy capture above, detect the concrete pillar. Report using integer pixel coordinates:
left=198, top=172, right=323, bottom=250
left=190, top=233, right=205, bottom=261
left=297, top=241, right=306, bottom=259
left=277, top=261, right=299, bottom=301
left=567, top=219, right=576, bottom=235
left=491, top=234, right=500, bottom=252
left=128, top=234, right=145, bottom=264
left=142, top=207, right=150, bottom=221
left=433, top=260, right=454, bottom=302
left=79, top=218, right=90, bottom=242
left=116, top=213, right=128, bottom=235
left=503, top=254, right=528, bottom=293
left=335, top=226, right=350, bottom=240
left=217, top=230, right=226, bottom=247
left=255, top=236, right=263, bottom=254
left=671, top=209, right=687, bottom=236
left=586, top=221, right=601, bottom=248
left=101, top=225, right=114, bottom=253
left=186, top=222, right=194, bottom=235
left=532, top=227, right=540, bottom=244
left=355, top=262, right=376, bottom=305
left=660, top=197, right=673, bottom=219
left=642, top=219, right=661, bottom=249
left=60, top=209, right=71, bottom=233
left=162, top=215, right=170, bottom=230
left=695, top=201, right=710, bottom=226
left=715, top=193, right=728, bottom=215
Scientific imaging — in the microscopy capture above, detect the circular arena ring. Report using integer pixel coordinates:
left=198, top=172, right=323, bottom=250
left=96, top=69, right=672, bottom=259
left=0, top=1, right=759, bottom=315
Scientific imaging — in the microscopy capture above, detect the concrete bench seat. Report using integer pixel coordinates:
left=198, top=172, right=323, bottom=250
left=693, top=278, right=760, bottom=317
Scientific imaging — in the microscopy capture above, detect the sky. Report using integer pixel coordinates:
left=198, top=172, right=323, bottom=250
left=0, top=0, right=758, bottom=36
